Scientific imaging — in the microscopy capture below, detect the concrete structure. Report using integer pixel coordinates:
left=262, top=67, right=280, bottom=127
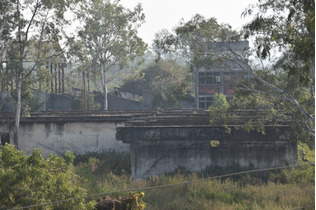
left=116, top=111, right=297, bottom=179
left=0, top=110, right=297, bottom=179
left=117, top=126, right=297, bottom=179
left=0, top=111, right=157, bottom=156
left=195, top=41, right=250, bottom=109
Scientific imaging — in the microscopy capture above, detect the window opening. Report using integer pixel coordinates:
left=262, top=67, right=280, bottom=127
left=1, top=133, right=10, bottom=145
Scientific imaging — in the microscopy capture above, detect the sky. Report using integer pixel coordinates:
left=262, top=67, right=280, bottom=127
left=119, top=0, right=255, bottom=46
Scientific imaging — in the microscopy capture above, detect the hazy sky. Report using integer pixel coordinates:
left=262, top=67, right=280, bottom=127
left=119, top=0, right=255, bottom=46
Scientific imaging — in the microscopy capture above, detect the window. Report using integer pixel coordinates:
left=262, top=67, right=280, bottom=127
left=224, top=72, right=231, bottom=84
left=224, top=72, right=237, bottom=85
left=1, top=133, right=10, bottom=146
left=198, top=72, right=221, bottom=85
left=199, top=96, right=214, bottom=109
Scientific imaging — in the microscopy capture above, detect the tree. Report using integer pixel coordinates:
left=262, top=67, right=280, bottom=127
left=209, top=93, right=231, bottom=125
left=239, top=0, right=315, bottom=139
left=154, top=14, right=242, bottom=68
left=0, top=144, right=94, bottom=209
left=74, top=0, right=147, bottom=110
left=121, top=59, right=192, bottom=108
left=154, top=9, right=314, bottom=141
left=0, top=0, right=75, bottom=146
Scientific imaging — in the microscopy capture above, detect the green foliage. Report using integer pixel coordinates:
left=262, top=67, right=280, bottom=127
left=208, top=93, right=235, bottom=131
left=154, top=14, right=241, bottom=65
left=74, top=151, right=131, bottom=195
left=121, top=59, right=193, bottom=108
left=230, top=68, right=314, bottom=140
left=95, top=192, right=146, bottom=210
left=239, top=0, right=315, bottom=141
left=135, top=173, right=314, bottom=210
left=69, top=151, right=315, bottom=210
left=243, top=0, right=314, bottom=84
left=0, top=144, right=92, bottom=209
left=71, top=0, right=147, bottom=110
left=269, top=142, right=315, bottom=184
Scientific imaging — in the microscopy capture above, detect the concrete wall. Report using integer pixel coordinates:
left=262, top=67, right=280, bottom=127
left=17, top=121, right=129, bottom=156
left=117, top=126, right=297, bottom=179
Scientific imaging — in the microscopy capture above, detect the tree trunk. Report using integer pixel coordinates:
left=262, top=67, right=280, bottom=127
left=101, top=64, right=108, bottom=110
left=50, top=62, right=53, bottom=93
left=82, top=70, right=86, bottom=110
left=13, top=74, right=22, bottom=147
left=0, top=62, right=2, bottom=92
left=58, top=63, right=61, bottom=94
left=62, top=64, right=65, bottom=94
left=54, top=63, right=57, bottom=94
left=87, top=72, right=90, bottom=110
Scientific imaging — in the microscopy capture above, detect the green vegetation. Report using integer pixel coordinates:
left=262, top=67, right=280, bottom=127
left=120, top=59, right=192, bottom=108
left=0, top=144, right=314, bottom=209
left=0, top=144, right=94, bottom=209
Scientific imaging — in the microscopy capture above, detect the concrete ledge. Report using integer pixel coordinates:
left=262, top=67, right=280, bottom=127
left=116, top=125, right=294, bottom=143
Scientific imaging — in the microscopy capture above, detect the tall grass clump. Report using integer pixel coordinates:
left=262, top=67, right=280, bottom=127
left=73, top=148, right=314, bottom=209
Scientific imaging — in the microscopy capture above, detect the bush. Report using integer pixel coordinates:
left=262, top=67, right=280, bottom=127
left=0, top=144, right=93, bottom=209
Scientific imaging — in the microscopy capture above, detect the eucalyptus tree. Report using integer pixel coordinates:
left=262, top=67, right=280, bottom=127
left=0, top=0, right=75, bottom=146
left=75, top=0, right=147, bottom=110
left=154, top=14, right=242, bottom=67
left=240, top=0, right=315, bottom=139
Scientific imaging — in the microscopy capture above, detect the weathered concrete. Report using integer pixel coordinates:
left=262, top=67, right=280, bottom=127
left=0, top=111, right=158, bottom=156
left=2, top=110, right=205, bottom=156
left=18, top=121, right=129, bottom=156
left=116, top=125, right=297, bottom=179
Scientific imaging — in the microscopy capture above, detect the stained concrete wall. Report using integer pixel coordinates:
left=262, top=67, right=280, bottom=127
left=17, top=121, right=129, bottom=156
left=116, top=126, right=297, bottom=179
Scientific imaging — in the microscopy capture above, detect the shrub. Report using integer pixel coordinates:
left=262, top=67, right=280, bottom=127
left=0, top=144, right=93, bottom=209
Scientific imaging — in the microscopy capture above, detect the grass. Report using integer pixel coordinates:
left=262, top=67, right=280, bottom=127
left=74, top=146, right=315, bottom=210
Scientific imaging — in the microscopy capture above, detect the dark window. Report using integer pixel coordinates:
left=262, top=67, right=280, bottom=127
left=198, top=72, right=206, bottom=84
left=231, top=72, right=237, bottom=85
left=224, top=72, right=231, bottom=84
left=199, top=97, right=214, bottom=109
left=1, top=133, right=10, bottom=145
left=199, top=72, right=221, bottom=85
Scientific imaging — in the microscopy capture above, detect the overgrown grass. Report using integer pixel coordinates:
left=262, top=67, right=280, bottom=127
left=74, top=147, right=315, bottom=209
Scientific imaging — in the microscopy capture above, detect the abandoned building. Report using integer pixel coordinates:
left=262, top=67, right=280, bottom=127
left=116, top=110, right=297, bottom=179
left=0, top=40, right=297, bottom=179
left=195, top=41, right=249, bottom=109
left=0, top=109, right=297, bottom=179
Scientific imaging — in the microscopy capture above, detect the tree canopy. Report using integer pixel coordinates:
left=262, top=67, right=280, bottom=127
left=72, top=0, right=147, bottom=110
left=0, top=0, right=75, bottom=145
left=121, top=59, right=192, bottom=108
left=154, top=14, right=242, bottom=67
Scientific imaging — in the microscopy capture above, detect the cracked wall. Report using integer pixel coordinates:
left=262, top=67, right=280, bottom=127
left=117, top=126, right=297, bottom=179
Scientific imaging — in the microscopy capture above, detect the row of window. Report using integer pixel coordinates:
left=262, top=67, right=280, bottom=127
left=199, top=96, right=233, bottom=109
left=198, top=72, right=245, bottom=85
left=198, top=72, right=221, bottom=85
